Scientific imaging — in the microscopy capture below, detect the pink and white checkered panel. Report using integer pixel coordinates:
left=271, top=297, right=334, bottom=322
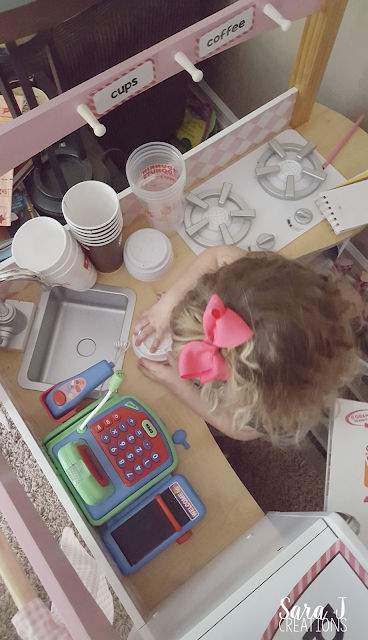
left=118, top=90, right=297, bottom=226
left=261, top=538, right=368, bottom=640
left=184, top=90, right=297, bottom=190
left=13, top=599, right=72, bottom=640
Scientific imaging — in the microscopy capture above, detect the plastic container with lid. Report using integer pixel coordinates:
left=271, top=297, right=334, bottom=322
left=132, top=331, right=173, bottom=362
left=123, top=228, right=174, bottom=281
left=126, top=142, right=186, bottom=236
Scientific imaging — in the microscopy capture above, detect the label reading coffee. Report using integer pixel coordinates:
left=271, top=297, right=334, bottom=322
left=198, top=7, right=254, bottom=59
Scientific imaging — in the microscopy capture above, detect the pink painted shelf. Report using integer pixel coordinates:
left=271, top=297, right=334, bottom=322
left=0, top=0, right=323, bottom=176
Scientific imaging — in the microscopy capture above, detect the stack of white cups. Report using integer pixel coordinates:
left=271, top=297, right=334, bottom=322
left=62, top=181, right=124, bottom=273
left=12, top=217, right=97, bottom=292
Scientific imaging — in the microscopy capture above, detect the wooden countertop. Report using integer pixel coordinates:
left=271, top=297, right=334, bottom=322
left=0, top=223, right=265, bottom=609
left=280, top=104, right=368, bottom=259
left=0, top=228, right=264, bottom=608
left=0, top=104, right=367, bottom=608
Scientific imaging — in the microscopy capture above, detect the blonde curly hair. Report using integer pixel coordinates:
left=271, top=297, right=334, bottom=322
left=170, top=252, right=358, bottom=442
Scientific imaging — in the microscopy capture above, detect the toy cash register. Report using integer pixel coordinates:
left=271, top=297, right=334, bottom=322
left=43, top=361, right=205, bottom=574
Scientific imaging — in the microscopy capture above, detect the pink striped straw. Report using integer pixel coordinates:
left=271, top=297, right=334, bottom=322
left=322, top=114, right=365, bottom=169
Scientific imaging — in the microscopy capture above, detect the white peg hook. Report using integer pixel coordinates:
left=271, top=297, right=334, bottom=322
left=174, top=52, right=203, bottom=83
left=263, top=3, right=291, bottom=31
left=77, top=104, right=106, bottom=137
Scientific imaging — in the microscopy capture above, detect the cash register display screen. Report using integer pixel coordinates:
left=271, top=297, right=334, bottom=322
left=111, top=489, right=189, bottom=566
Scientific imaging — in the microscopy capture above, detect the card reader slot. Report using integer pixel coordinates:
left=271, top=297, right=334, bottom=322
left=77, top=444, right=110, bottom=487
left=155, top=494, right=181, bottom=532
left=160, top=488, right=190, bottom=526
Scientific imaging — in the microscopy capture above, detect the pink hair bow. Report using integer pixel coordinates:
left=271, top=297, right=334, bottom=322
left=179, top=294, right=253, bottom=384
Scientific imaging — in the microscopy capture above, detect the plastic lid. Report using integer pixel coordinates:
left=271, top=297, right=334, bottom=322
left=124, top=229, right=173, bottom=281
left=132, top=331, right=172, bottom=362
left=126, top=229, right=169, bottom=268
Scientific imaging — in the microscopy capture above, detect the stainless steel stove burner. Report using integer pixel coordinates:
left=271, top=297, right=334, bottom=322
left=256, top=139, right=327, bottom=200
left=184, top=182, right=256, bottom=248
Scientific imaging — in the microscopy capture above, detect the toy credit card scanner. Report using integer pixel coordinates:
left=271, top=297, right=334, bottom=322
left=40, top=360, right=115, bottom=421
left=57, top=440, right=114, bottom=505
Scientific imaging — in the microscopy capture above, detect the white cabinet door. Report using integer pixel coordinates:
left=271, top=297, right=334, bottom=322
left=201, top=526, right=368, bottom=640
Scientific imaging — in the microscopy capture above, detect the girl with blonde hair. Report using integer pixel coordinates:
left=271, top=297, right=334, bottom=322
left=134, top=245, right=358, bottom=443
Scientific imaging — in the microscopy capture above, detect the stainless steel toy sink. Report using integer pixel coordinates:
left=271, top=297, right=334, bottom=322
left=18, top=284, right=136, bottom=397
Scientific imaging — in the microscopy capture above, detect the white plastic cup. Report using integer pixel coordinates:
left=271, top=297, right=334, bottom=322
left=69, top=215, right=122, bottom=238
left=12, top=216, right=97, bottom=291
left=40, top=230, right=74, bottom=277
left=67, top=209, right=123, bottom=235
left=126, top=142, right=186, bottom=235
left=69, top=216, right=123, bottom=245
left=12, top=217, right=69, bottom=272
left=45, top=242, right=97, bottom=291
left=42, top=233, right=78, bottom=277
left=62, top=181, right=120, bottom=230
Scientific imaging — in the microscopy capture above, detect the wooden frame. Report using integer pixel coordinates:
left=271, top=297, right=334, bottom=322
left=290, top=0, right=349, bottom=127
left=0, top=449, right=123, bottom=640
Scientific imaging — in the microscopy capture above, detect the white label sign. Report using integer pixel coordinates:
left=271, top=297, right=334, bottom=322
left=198, top=7, right=254, bottom=59
left=91, top=59, right=155, bottom=116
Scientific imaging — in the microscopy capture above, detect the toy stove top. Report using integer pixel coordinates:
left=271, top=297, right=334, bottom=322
left=179, top=130, right=346, bottom=255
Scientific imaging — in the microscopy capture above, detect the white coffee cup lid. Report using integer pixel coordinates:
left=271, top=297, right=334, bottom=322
left=132, top=331, right=172, bottom=362
left=124, top=228, right=173, bottom=281
left=126, top=229, right=170, bottom=269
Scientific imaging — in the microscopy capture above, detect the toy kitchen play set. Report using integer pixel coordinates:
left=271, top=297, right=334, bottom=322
left=37, top=124, right=345, bottom=571
left=13, top=120, right=341, bottom=581
left=2, top=0, right=368, bottom=638
left=179, top=128, right=347, bottom=254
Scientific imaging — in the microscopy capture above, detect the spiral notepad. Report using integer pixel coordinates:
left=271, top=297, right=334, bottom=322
left=316, top=177, right=368, bottom=235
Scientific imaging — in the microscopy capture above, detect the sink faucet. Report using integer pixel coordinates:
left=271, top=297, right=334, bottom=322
left=0, top=268, right=51, bottom=292
left=0, top=268, right=51, bottom=348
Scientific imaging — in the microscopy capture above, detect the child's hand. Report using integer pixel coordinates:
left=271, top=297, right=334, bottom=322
left=133, top=299, right=172, bottom=352
left=134, top=246, right=246, bottom=353
left=137, top=352, right=182, bottom=393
